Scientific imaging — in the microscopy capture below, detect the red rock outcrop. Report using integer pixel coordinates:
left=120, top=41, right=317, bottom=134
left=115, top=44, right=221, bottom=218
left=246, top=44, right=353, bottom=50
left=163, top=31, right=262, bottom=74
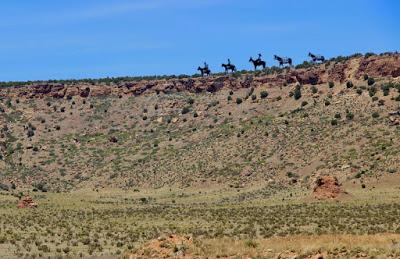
left=313, top=175, right=346, bottom=199
left=1, top=53, right=398, bottom=100
left=356, top=54, right=400, bottom=78
left=17, top=196, right=38, bottom=208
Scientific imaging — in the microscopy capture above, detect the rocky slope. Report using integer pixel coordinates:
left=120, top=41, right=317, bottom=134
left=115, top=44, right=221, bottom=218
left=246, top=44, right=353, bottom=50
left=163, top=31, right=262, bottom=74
left=0, top=53, right=399, bottom=192
left=1, top=53, right=399, bottom=100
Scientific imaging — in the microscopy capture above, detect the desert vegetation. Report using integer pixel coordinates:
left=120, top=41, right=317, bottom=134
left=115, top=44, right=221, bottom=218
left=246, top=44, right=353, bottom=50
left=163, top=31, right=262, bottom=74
left=0, top=52, right=400, bottom=258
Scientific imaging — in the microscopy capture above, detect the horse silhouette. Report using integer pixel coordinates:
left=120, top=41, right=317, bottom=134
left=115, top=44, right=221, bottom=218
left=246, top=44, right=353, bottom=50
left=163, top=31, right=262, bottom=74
left=197, top=66, right=211, bottom=77
left=249, top=55, right=266, bottom=70
left=308, top=52, right=325, bottom=63
left=274, top=55, right=292, bottom=67
left=221, top=59, right=236, bottom=74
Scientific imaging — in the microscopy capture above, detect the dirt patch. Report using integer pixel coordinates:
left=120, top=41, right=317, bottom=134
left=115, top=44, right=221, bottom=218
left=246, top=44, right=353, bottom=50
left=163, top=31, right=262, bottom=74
left=17, top=196, right=37, bottom=208
left=125, top=235, right=193, bottom=258
left=313, top=175, right=346, bottom=199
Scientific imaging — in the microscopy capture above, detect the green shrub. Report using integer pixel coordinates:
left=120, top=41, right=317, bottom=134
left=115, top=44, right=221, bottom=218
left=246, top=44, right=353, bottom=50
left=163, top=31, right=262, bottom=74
left=301, top=101, right=308, bottom=107
left=363, top=74, right=369, bottom=80
left=251, top=94, right=257, bottom=101
left=356, top=89, right=363, bottom=95
left=346, top=112, right=354, bottom=120
left=260, top=91, right=269, bottom=99
left=328, top=82, right=335, bottom=88
left=334, top=113, right=341, bottom=119
left=0, top=183, right=9, bottom=191
left=181, top=107, right=190, bottom=114
left=369, top=86, right=377, bottom=97
left=227, top=95, right=232, bottom=101
left=381, top=84, right=390, bottom=96
left=187, top=98, right=194, bottom=105
left=331, top=119, right=338, bottom=126
left=372, top=112, right=379, bottom=118
left=287, top=172, right=298, bottom=178
left=236, top=98, right=243, bottom=104
left=311, top=86, right=318, bottom=94
left=293, top=85, right=302, bottom=100
left=367, top=77, right=375, bottom=86
left=346, top=81, right=354, bottom=88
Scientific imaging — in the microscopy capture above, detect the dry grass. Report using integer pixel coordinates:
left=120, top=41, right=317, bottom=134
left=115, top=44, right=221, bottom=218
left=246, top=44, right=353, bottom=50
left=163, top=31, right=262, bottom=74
left=193, top=234, right=400, bottom=258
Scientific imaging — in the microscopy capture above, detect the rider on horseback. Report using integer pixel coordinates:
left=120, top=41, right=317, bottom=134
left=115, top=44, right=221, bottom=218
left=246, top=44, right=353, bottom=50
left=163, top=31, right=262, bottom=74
left=204, top=62, right=209, bottom=70
left=256, top=53, right=262, bottom=62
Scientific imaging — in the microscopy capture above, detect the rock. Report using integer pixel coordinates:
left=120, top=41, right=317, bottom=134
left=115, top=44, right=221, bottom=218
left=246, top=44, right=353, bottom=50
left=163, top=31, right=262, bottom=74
left=389, top=117, right=400, bottom=126
left=294, top=70, right=321, bottom=85
left=80, top=87, right=90, bottom=98
left=313, top=175, right=346, bottom=199
left=328, top=62, right=347, bottom=82
left=17, top=196, right=37, bottom=208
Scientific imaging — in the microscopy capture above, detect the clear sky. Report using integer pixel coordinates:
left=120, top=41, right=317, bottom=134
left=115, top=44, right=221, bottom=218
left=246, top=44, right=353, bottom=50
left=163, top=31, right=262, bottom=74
left=0, top=0, right=398, bottom=81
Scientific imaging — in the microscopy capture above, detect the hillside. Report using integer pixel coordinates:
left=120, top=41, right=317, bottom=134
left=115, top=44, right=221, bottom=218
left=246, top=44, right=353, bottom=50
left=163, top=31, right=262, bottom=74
left=0, top=53, right=400, bottom=192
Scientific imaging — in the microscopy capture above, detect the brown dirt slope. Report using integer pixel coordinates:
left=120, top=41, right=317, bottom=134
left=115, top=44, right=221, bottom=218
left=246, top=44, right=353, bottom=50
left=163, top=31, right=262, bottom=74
left=0, top=53, right=399, bottom=191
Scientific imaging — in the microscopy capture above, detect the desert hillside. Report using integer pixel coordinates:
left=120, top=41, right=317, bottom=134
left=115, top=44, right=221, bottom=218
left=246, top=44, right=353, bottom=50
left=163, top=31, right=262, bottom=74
left=0, top=53, right=400, bottom=192
left=1, top=53, right=400, bottom=258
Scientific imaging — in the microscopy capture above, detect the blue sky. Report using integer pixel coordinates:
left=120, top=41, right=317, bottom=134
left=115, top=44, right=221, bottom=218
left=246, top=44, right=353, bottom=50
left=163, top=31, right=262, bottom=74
left=0, top=0, right=398, bottom=81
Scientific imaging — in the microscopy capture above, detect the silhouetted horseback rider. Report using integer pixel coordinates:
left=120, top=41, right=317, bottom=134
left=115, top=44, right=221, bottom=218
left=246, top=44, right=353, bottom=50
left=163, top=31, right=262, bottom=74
left=256, top=53, right=262, bottom=62
left=204, top=62, right=209, bottom=70
left=227, top=59, right=231, bottom=65
left=249, top=54, right=266, bottom=70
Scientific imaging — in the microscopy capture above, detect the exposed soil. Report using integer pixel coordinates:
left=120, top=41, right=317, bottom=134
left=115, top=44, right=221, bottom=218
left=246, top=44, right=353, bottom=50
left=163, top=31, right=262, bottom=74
left=313, top=175, right=346, bottom=199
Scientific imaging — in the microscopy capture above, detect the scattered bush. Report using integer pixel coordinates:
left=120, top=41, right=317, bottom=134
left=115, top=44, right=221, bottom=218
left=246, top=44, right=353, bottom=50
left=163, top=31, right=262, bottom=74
left=187, top=98, right=194, bottom=105
left=328, top=82, right=335, bottom=88
left=293, top=85, right=302, bottom=100
left=236, top=98, right=243, bottom=104
left=346, top=111, right=354, bottom=120
left=346, top=81, right=354, bottom=88
left=0, top=183, right=9, bottom=191
left=367, top=77, right=375, bottom=86
left=311, top=86, right=318, bottom=94
left=260, top=91, right=269, bottom=99
left=181, top=107, right=190, bottom=114
left=369, top=86, right=377, bottom=97
left=381, top=84, right=390, bottom=96
left=287, top=172, right=298, bottom=178
left=372, top=112, right=380, bottom=118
